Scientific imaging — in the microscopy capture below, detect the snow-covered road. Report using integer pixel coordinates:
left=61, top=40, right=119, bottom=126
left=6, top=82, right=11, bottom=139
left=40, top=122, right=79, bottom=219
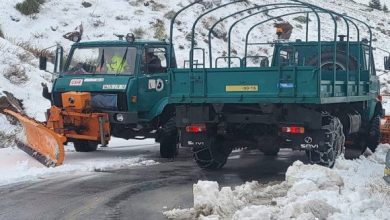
left=0, top=146, right=306, bottom=220
left=1, top=139, right=389, bottom=219
left=0, top=138, right=159, bottom=187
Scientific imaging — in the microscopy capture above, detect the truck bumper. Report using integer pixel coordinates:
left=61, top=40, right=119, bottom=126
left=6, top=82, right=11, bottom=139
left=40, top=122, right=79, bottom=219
left=279, top=129, right=326, bottom=150
left=106, top=111, right=138, bottom=124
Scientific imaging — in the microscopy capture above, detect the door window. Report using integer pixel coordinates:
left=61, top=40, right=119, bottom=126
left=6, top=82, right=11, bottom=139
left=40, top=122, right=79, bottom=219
left=142, top=47, right=167, bottom=74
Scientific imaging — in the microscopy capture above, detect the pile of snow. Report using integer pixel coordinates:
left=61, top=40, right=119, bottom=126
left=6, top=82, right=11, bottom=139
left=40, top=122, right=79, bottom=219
left=0, top=138, right=159, bottom=186
left=164, top=144, right=390, bottom=220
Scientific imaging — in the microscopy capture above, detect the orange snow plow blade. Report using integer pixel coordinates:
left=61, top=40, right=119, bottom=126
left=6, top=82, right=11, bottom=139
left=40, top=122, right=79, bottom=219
left=4, top=109, right=66, bottom=167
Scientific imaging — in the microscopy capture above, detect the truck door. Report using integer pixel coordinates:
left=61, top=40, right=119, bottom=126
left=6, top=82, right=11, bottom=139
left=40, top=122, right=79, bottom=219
left=137, top=47, right=169, bottom=113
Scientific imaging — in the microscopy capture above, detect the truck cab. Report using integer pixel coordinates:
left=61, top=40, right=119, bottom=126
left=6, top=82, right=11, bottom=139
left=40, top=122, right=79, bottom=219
left=41, top=38, right=178, bottom=157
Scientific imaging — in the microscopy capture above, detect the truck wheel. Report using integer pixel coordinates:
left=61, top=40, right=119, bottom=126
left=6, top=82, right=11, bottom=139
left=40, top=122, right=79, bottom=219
left=73, top=140, right=99, bottom=152
left=159, top=118, right=179, bottom=158
left=367, top=115, right=381, bottom=152
left=306, top=114, right=345, bottom=168
left=258, top=135, right=280, bottom=156
left=193, top=136, right=232, bottom=170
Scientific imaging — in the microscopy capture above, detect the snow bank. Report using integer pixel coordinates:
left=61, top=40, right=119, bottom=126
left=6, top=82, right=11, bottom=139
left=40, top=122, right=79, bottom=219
left=164, top=144, right=390, bottom=220
left=0, top=138, right=158, bottom=187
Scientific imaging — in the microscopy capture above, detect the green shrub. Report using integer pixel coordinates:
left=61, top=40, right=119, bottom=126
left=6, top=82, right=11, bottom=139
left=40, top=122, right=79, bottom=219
left=293, top=16, right=311, bottom=24
left=3, top=65, right=29, bottom=85
left=153, top=19, right=167, bottom=40
left=152, top=2, right=166, bottom=11
left=164, top=10, right=176, bottom=20
left=132, top=27, right=145, bottom=39
left=15, top=0, right=45, bottom=16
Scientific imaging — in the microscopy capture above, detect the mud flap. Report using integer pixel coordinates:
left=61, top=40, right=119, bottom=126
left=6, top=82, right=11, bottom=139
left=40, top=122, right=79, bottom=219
left=4, top=109, right=66, bottom=167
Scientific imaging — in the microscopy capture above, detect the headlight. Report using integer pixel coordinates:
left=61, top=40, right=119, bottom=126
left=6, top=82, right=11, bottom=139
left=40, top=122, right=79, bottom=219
left=115, top=114, right=124, bottom=122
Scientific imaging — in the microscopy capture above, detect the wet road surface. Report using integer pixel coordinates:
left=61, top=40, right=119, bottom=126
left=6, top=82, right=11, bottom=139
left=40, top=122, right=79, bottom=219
left=0, top=145, right=309, bottom=220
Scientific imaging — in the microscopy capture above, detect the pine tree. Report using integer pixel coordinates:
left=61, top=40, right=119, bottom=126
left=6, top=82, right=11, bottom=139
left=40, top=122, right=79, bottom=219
left=383, top=4, right=389, bottom=12
left=369, top=0, right=382, bottom=10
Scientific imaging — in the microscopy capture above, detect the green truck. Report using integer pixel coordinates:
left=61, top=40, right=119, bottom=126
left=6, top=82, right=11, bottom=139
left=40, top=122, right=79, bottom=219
left=168, top=0, right=387, bottom=169
left=38, top=37, right=179, bottom=159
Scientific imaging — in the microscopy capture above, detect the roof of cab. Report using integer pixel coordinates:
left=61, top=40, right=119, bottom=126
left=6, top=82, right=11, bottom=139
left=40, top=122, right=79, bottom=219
left=72, top=39, right=170, bottom=47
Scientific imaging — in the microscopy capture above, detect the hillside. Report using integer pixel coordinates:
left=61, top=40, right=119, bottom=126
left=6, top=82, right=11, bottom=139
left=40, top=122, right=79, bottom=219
left=0, top=2, right=389, bottom=218
left=0, top=0, right=390, bottom=144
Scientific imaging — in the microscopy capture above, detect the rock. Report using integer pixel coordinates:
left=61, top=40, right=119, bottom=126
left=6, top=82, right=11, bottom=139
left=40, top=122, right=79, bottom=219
left=81, top=1, right=92, bottom=8
left=10, top=15, right=20, bottom=22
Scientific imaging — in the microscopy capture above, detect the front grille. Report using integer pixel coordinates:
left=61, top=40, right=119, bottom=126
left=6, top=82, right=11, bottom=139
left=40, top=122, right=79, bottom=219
left=52, top=92, right=128, bottom=111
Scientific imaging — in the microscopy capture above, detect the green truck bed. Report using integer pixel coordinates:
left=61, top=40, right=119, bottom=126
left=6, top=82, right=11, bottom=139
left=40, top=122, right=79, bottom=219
left=169, top=66, right=374, bottom=105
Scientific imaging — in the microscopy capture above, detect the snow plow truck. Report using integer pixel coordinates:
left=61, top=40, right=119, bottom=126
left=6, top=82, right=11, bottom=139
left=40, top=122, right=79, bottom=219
left=5, top=0, right=389, bottom=169
left=5, top=35, right=179, bottom=166
left=167, top=0, right=387, bottom=169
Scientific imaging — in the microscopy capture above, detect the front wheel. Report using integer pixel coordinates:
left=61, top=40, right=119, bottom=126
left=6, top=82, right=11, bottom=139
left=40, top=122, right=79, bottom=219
left=73, top=140, right=99, bottom=152
left=193, top=136, right=232, bottom=170
left=158, top=118, right=179, bottom=158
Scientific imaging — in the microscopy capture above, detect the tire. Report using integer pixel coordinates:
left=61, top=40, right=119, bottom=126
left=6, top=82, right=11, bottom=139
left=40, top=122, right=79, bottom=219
left=306, top=51, right=358, bottom=71
left=159, top=118, right=179, bottom=158
left=258, top=135, right=280, bottom=156
left=73, top=140, right=99, bottom=152
left=193, top=136, right=232, bottom=170
left=306, top=114, right=345, bottom=168
left=367, top=115, right=381, bottom=152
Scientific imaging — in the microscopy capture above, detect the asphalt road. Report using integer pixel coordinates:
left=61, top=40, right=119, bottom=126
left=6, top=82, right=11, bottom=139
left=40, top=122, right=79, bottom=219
left=0, top=146, right=308, bottom=220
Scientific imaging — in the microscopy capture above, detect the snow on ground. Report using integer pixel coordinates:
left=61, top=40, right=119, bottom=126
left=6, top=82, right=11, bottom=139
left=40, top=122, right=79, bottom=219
left=164, top=144, right=390, bottom=220
left=0, top=138, right=159, bottom=187
left=0, top=37, right=52, bottom=120
left=353, top=0, right=390, bottom=7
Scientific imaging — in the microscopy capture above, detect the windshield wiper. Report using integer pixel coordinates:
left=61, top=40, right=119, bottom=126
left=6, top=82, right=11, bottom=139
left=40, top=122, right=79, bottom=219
left=117, top=47, right=129, bottom=75
left=94, top=49, right=105, bottom=75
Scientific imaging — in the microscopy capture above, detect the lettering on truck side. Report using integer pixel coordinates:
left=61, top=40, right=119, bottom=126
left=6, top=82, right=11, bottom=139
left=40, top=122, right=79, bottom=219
left=102, top=85, right=127, bottom=90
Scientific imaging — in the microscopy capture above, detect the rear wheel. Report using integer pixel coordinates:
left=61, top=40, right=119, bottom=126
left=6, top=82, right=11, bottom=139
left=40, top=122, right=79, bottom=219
left=159, top=118, right=179, bottom=158
left=306, top=114, right=345, bottom=168
left=193, top=136, right=232, bottom=170
left=73, top=140, right=99, bottom=152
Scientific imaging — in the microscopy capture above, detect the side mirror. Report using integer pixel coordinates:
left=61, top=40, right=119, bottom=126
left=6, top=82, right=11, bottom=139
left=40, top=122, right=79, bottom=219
left=385, top=56, right=390, bottom=70
left=39, top=56, right=47, bottom=71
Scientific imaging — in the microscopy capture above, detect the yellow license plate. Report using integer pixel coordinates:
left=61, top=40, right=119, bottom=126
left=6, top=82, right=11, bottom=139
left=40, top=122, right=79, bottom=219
left=226, top=85, right=259, bottom=92
left=385, top=168, right=390, bottom=176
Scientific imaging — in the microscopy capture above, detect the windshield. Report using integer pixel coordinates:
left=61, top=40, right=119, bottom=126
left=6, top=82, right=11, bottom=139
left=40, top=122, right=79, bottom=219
left=65, top=47, right=137, bottom=75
